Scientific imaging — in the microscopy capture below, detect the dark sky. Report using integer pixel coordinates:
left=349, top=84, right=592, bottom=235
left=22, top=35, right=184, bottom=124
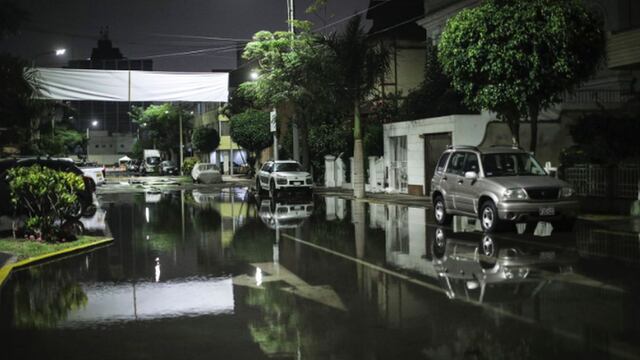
left=1, top=0, right=370, bottom=71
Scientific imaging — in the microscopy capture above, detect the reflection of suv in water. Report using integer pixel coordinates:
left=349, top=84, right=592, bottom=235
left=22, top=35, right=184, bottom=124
left=431, top=227, right=576, bottom=303
left=256, top=160, right=313, bottom=198
left=431, top=146, right=578, bottom=232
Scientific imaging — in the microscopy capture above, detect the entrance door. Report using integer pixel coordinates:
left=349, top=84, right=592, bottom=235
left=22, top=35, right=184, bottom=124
left=424, top=132, right=452, bottom=190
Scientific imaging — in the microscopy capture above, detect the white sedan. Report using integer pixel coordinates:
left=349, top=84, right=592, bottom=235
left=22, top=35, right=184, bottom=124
left=256, top=160, right=313, bottom=198
left=191, top=163, right=222, bottom=184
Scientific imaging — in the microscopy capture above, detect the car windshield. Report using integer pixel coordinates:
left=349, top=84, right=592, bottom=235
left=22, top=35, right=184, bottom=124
left=147, top=157, right=160, bottom=165
left=275, top=163, right=302, bottom=172
left=163, top=161, right=175, bottom=167
left=481, top=153, right=547, bottom=177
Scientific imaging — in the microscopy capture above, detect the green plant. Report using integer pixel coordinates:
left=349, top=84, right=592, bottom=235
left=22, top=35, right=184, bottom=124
left=230, top=109, right=272, bottom=170
left=438, top=0, right=605, bottom=152
left=182, top=157, right=199, bottom=174
left=8, top=165, right=85, bottom=242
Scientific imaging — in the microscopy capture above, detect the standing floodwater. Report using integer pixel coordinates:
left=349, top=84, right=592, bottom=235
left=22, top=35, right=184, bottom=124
left=1, top=188, right=639, bottom=359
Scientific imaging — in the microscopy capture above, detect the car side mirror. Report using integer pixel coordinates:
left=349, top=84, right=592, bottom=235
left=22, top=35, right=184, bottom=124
left=464, top=171, right=478, bottom=180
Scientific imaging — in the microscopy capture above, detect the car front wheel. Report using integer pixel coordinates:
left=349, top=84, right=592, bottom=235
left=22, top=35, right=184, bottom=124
left=480, top=200, right=501, bottom=232
left=433, top=195, right=452, bottom=225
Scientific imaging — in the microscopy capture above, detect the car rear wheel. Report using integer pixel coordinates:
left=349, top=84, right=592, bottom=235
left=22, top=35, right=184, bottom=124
left=480, top=200, right=501, bottom=232
left=433, top=195, right=452, bottom=225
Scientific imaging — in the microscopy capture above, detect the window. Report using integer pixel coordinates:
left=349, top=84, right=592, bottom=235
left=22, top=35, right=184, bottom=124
left=463, top=153, right=479, bottom=173
left=446, top=152, right=466, bottom=176
left=435, top=152, right=451, bottom=174
left=275, top=162, right=303, bottom=172
left=481, top=153, right=546, bottom=177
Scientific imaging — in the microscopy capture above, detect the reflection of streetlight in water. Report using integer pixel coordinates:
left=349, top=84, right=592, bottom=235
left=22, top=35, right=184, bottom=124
left=155, top=257, right=161, bottom=283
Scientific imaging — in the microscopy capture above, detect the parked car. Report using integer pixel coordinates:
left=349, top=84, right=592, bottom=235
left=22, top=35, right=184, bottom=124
left=0, top=157, right=97, bottom=218
left=127, top=160, right=141, bottom=174
left=159, top=160, right=179, bottom=175
left=77, top=163, right=105, bottom=186
left=191, top=163, right=222, bottom=184
left=430, top=145, right=578, bottom=232
left=256, top=160, right=313, bottom=198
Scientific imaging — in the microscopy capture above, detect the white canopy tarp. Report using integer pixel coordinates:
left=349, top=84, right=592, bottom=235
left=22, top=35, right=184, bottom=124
left=33, top=67, right=228, bottom=102
left=118, top=155, right=132, bottom=162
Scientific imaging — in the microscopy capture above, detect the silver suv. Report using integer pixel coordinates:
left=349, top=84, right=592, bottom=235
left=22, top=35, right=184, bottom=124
left=430, top=146, right=578, bottom=232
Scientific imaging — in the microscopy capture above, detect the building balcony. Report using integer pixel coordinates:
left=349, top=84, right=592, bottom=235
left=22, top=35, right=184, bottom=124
left=607, top=28, right=640, bottom=69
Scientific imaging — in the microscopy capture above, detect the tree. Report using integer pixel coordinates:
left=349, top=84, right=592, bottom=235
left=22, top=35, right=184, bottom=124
left=403, top=41, right=473, bottom=119
left=130, top=103, right=194, bottom=161
left=327, top=16, right=390, bottom=198
left=241, top=20, right=337, bottom=169
left=230, top=109, right=272, bottom=170
left=191, top=125, right=220, bottom=157
left=438, top=0, right=605, bottom=152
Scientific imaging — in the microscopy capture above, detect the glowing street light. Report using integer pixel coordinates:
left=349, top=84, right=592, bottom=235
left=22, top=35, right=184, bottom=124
left=250, top=70, right=259, bottom=80
left=91, top=120, right=99, bottom=127
left=55, top=48, right=66, bottom=56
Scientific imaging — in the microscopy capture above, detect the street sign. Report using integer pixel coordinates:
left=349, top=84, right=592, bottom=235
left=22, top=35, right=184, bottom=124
left=270, top=109, right=277, bottom=132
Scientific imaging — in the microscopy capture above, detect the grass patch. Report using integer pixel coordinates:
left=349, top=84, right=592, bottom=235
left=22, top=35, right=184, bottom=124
left=0, top=236, right=110, bottom=261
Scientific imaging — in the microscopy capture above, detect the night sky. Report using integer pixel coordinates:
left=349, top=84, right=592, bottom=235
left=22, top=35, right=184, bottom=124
left=0, top=0, right=370, bottom=71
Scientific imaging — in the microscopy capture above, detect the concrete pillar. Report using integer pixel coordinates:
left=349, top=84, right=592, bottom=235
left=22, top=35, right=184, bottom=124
left=368, top=156, right=377, bottom=191
left=324, top=155, right=336, bottom=187
left=336, top=157, right=345, bottom=187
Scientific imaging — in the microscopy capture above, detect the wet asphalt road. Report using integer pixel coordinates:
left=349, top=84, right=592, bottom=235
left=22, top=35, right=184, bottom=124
left=0, top=186, right=638, bottom=359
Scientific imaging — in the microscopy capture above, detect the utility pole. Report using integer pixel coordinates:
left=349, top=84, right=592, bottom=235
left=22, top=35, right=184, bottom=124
left=179, top=109, right=184, bottom=175
left=287, top=0, right=300, bottom=163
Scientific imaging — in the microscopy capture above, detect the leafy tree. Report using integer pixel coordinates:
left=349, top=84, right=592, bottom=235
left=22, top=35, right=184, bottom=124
left=403, top=41, right=473, bottom=119
left=438, top=0, right=605, bottom=152
left=327, top=16, right=390, bottom=198
left=230, top=109, right=272, bottom=170
left=241, top=20, right=337, bottom=169
left=130, top=103, right=194, bottom=161
left=191, top=125, right=220, bottom=155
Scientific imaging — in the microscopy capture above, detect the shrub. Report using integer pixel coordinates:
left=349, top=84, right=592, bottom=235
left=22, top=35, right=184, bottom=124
left=8, top=165, right=85, bottom=242
left=182, top=157, right=199, bottom=174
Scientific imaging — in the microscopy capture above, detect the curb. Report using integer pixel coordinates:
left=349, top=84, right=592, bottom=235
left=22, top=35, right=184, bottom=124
left=0, top=237, right=113, bottom=288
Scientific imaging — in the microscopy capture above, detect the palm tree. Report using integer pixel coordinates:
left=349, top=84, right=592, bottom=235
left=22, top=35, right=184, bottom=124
left=327, top=16, right=390, bottom=198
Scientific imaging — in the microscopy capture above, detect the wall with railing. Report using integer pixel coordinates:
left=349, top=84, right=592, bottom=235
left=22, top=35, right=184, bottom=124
left=562, top=164, right=640, bottom=213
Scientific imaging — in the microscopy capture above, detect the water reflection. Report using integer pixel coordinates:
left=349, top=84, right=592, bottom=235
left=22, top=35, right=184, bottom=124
left=431, top=228, right=577, bottom=303
left=1, top=191, right=639, bottom=360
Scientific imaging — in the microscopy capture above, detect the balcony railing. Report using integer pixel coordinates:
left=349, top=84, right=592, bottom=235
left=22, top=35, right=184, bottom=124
left=561, top=89, right=634, bottom=104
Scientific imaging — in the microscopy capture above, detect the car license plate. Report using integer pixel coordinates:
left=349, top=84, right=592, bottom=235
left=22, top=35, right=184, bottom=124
left=292, top=181, right=302, bottom=185
left=539, top=207, right=555, bottom=216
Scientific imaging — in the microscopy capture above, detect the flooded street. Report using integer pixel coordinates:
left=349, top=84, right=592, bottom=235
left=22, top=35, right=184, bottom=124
left=1, top=188, right=639, bottom=359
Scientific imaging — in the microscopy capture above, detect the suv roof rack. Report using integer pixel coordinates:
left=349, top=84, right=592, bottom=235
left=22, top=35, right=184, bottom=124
left=446, top=145, right=479, bottom=151
left=488, top=144, right=525, bottom=150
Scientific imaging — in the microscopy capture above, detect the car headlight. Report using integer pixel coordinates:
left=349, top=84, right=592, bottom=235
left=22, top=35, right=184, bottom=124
left=559, top=187, right=575, bottom=198
left=503, top=188, right=528, bottom=201
left=276, top=177, right=288, bottom=185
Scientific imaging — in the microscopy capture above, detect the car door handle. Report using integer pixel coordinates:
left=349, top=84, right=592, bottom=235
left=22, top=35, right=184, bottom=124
left=443, top=176, right=448, bottom=181
left=457, top=179, right=464, bottom=185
